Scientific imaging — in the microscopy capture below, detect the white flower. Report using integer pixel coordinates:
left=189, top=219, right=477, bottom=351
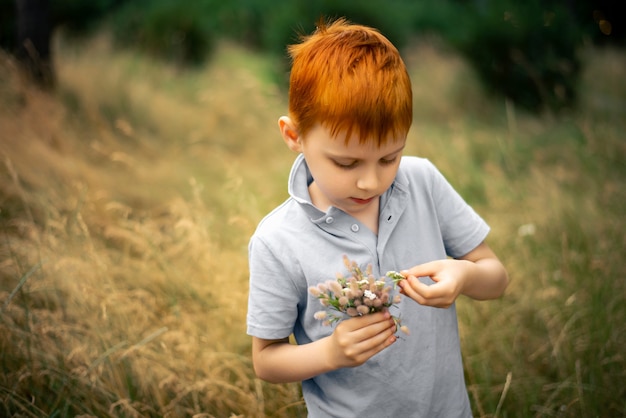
left=363, top=290, right=377, bottom=300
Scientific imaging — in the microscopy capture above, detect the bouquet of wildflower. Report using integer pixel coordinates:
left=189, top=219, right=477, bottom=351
left=309, top=255, right=409, bottom=335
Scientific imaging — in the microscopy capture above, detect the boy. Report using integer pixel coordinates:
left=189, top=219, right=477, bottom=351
left=247, top=18, right=509, bottom=417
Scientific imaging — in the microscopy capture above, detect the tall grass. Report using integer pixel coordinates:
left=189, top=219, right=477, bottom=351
left=1, top=33, right=624, bottom=417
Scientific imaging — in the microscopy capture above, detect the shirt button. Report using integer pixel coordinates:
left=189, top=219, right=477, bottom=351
left=351, top=224, right=359, bottom=232
left=326, top=217, right=334, bottom=224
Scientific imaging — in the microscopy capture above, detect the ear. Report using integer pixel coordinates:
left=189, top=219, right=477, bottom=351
left=278, top=116, right=302, bottom=153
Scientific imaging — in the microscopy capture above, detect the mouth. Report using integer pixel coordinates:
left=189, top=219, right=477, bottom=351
left=350, top=197, right=375, bottom=205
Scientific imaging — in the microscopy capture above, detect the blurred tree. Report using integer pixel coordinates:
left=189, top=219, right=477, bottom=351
left=445, top=0, right=583, bottom=113
left=110, top=0, right=217, bottom=66
left=2, top=0, right=128, bottom=89
left=1, top=0, right=623, bottom=106
left=15, top=0, right=54, bottom=88
left=0, top=1, right=15, bottom=51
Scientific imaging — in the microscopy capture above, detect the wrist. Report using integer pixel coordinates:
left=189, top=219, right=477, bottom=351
left=318, top=335, right=340, bottom=373
left=458, top=259, right=479, bottom=295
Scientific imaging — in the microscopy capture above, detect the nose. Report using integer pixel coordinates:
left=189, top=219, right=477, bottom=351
left=356, top=166, right=379, bottom=191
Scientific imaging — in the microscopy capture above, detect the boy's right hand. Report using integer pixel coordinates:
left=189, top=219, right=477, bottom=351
left=323, top=311, right=397, bottom=369
left=251, top=312, right=397, bottom=383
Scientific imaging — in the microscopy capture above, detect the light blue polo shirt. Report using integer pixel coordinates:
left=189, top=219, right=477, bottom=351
left=247, top=154, right=489, bottom=417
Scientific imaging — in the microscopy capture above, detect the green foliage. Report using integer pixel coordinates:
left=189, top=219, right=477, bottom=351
left=292, top=0, right=418, bottom=50
left=106, top=0, right=588, bottom=111
left=110, top=0, right=218, bottom=65
left=3, top=0, right=620, bottom=112
left=444, top=0, right=583, bottom=113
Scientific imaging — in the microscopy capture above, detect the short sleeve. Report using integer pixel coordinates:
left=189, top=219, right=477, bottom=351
left=426, top=160, right=490, bottom=258
left=246, top=235, right=302, bottom=339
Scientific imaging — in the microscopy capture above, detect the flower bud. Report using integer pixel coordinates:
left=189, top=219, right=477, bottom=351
left=309, top=286, right=321, bottom=297
left=314, top=311, right=327, bottom=320
left=357, top=305, right=370, bottom=315
left=328, top=280, right=343, bottom=297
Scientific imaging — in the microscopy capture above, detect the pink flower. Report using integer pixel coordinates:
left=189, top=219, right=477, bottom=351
left=308, top=256, right=409, bottom=335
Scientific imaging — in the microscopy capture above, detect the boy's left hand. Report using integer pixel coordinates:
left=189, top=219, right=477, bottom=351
left=397, top=242, right=509, bottom=307
left=397, top=259, right=469, bottom=308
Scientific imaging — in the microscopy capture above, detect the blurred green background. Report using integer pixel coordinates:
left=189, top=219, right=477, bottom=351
left=2, top=0, right=624, bottom=112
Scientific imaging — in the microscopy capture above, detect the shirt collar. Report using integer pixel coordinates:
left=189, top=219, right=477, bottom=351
left=287, top=154, right=325, bottom=221
left=287, top=153, right=410, bottom=223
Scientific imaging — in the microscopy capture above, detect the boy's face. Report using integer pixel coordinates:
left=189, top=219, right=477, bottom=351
left=296, top=123, right=405, bottom=218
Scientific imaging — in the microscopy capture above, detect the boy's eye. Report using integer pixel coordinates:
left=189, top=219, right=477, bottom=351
left=380, top=156, right=398, bottom=165
left=332, top=156, right=398, bottom=169
left=333, top=160, right=358, bottom=169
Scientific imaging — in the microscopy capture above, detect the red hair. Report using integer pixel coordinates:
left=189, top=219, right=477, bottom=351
left=287, top=18, right=412, bottom=145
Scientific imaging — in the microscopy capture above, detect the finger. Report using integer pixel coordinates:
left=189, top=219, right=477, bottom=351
left=341, top=311, right=391, bottom=332
left=346, top=324, right=397, bottom=364
left=399, top=276, right=432, bottom=300
left=331, top=316, right=397, bottom=368
left=400, top=260, right=441, bottom=278
left=400, top=286, right=450, bottom=308
left=349, top=316, right=397, bottom=343
left=399, top=277, right=452, bottom=307
left=398, top=280, right=428, bottom=305
left=334, top=313, right=394, bottom=350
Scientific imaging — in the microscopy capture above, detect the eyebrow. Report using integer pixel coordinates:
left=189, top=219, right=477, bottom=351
left=327, top=144, right=406, bottom=160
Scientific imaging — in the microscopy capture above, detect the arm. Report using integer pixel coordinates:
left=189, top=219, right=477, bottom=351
left=397, top=242, right=509, bottom=308
left=252, top=311, right=398, bottom=383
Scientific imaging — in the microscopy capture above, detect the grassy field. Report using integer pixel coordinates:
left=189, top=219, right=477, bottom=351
left=0, top=32, right=624, bottom=417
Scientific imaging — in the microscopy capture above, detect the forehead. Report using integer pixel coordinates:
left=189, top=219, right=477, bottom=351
left=306, top=123, right=406, bottom=155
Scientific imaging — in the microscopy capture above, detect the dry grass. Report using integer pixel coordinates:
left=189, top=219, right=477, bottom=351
left=1, top=32, right=625, bottom=417
left=0, top=35, right=302, bottom=417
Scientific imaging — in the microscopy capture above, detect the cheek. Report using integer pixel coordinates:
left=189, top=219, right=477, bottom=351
left=311, top=165, right=343, bottom=187
left=323, top=173, right=352, bottom=192
left=381, top=165, right=399, bottom=185
left=320, top=172, right=354, bottom=195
